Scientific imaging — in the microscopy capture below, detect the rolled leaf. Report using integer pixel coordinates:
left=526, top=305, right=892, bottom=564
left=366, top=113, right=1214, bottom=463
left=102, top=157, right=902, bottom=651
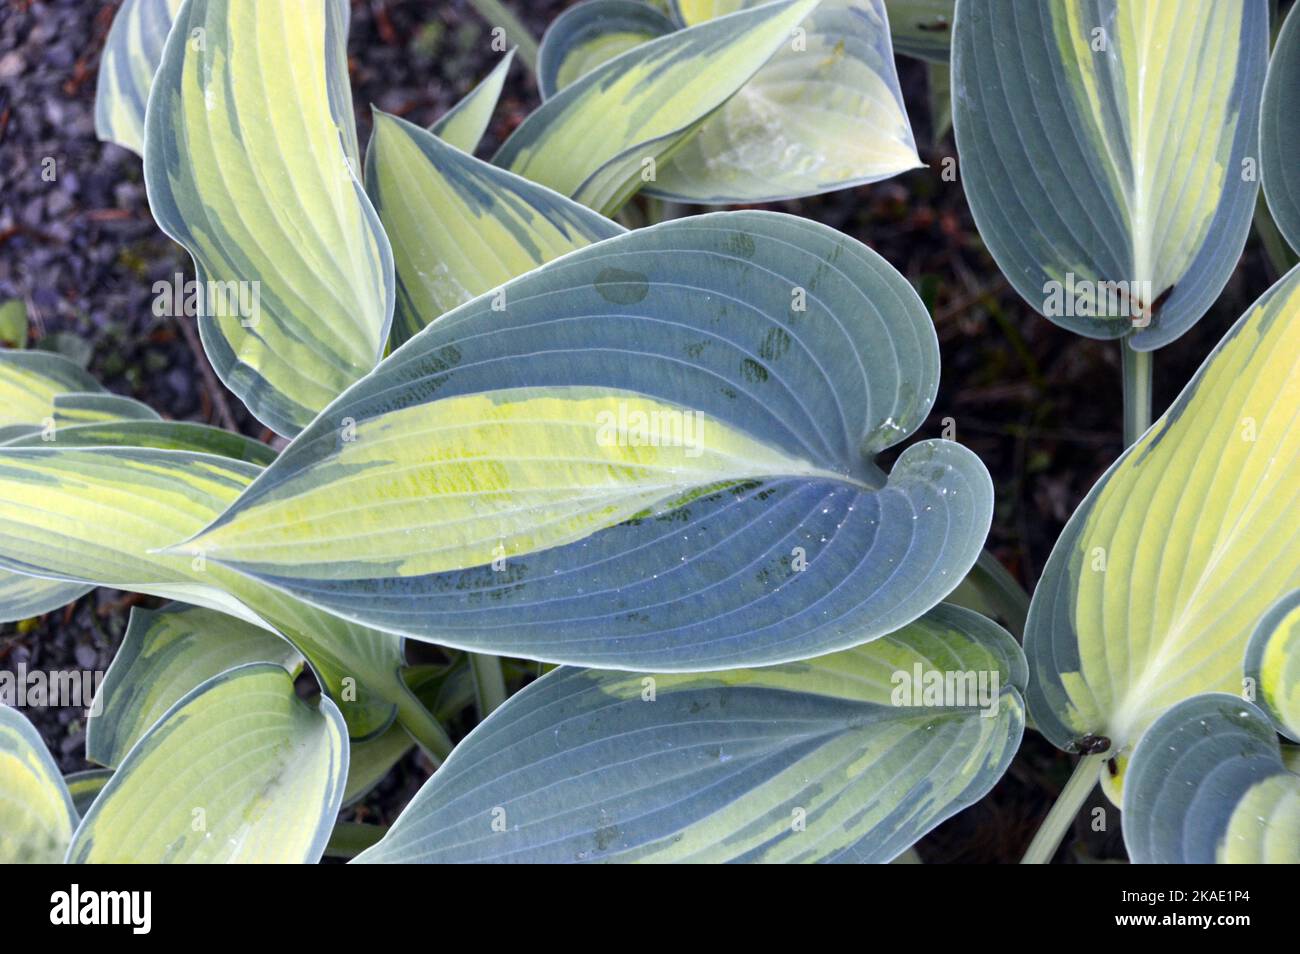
left=1244, top=589, right=1300, bottom=741
left=0, top=706, right=78, bottom=863
left=366, top=111, right=623, bottom=347
left=354, top=604, right=1024, bottom=863
left=537, top=0, right=675, bottom=99
left=87, top=602, right=303, bottom=768
left=67, top=663, right=348, bottom=863
left=493, top=0, right=818, bottom=215
left=430, top=49, right=516, bottom=152
left=1024, top=266, right=1300, bottom=798
left=952, top=0, right=1268, bottom=348
left=648, top=0, right=922, bottom=204
left=1261, top=0, right=1300, bottom=254
left=185, top=211, right=992, bottom=671
left=144, top=0, right=394, bottom=435
left=1122, top=693, right=1299, bottom=864
left=0, top=446, right=404, bottom=738
left=94, top=0, right=183, bottom=155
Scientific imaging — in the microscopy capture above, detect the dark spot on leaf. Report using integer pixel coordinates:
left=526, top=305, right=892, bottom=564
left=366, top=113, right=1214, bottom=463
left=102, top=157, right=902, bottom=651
left=594, top=267, right=648, bottom=304
left=759, top=327, right=791, bottom=362
left=740, top=358, right=768, bottom=383
left=724, top=232, right=756, bottom=259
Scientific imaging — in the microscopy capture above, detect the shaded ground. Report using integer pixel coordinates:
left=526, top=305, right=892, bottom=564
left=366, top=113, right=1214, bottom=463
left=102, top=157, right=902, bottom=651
left=0, top=0, right=1286, bottom=862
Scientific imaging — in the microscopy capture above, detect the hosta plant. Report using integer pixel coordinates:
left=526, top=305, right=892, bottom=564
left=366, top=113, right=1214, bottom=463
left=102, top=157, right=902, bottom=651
left=0, top=0, right=1295, bottom=866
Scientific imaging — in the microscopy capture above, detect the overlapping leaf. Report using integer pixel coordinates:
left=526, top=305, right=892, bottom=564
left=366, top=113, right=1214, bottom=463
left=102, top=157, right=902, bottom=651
left=647, top=0, right=921, bottom=204
left=537, top=0, right=675, bottom=99
left=354, top=605, right=1024, bottom=863
left=144, top=0, right=394, bottom=435
left=1024, top=266, right=1300, bottom=798
left=0, top=445, right=406, bottom=738
left=64, top=769, right=113, bottom=817
left=494, top=0, right=818, bottom=214
left=0, top=419, right=277, bottom=465
left=430, top=50, right=515, bottom=152
left=953, top=0, right=1268, bottom=347
left=1244, top=589, right=1300, bottom=741
left=366, top=111, right=623, bottom=347
left=94, top=0, right=183, bottom=155
left=87, top=603, right=302, bottom=768
left=1123, top=694, right=1299, bottom=864
left=1261, top=0, right=1300, bottom=254
left=0, top=706, right=78, bottom=863
left=183, top=211, right=992, bottom=671
left=68, top=664, right=348, bottom=863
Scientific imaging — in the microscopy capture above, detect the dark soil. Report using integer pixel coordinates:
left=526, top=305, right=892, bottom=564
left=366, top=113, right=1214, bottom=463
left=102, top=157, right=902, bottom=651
left=0, top=0, right=1286, bottom=863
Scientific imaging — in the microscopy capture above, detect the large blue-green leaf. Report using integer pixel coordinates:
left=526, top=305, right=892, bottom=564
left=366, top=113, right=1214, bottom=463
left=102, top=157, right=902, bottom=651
left=355, top=605, right=1024, bottom=863
left=1024, top=266, right=1300, bottom=800
left=953, top=0, right=1268, bottom=348
left=184, top=211, right=992, bottom=671
left=1261, top=0, right=1300, bottom=254
left=1123, top=693, right=1299, bottom=864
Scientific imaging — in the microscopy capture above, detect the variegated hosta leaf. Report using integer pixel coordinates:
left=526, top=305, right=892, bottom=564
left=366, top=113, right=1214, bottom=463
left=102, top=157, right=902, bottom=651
left=144, top=0, right=394, bottom=436
left=0, top=418, right=278, bottom=465
left=1261, top=0, right=1300, bottom=255
left=0, top=706, right=78, bottom=863
left=430, top=50, right=515, bottom=152
left=87, top=602, right=303, bottom=768
left=354, top=605, right=1025, bottom=863
left=952, top=0, right=1268, bottom=348
left=0, top=349, right=107, bottom=620
left=0, top=348, right=103, bottom=429
left=494, top=0, right=818, bottom=215
left=94, top=0, right=183, bottom=155
left=1244, top=590, right=1300, bottom=741
left=537, top=0, right=675, bottom=99
left=366, top=111, right=624, bottom=348
left=1122, top=694, right=1299, bottom=864
left=52, top=392, right=161, bottom=426
left=0, top=446, right=405, bottom=738
left=67, top=664, right=348, bottom=863
left=648, top=0, right=921, bottom=205
left=185, top=211, right=993, bottom=671
left=1024, top=266, right=1300, bottom=800
left=64, top=769, right=113, bottom=817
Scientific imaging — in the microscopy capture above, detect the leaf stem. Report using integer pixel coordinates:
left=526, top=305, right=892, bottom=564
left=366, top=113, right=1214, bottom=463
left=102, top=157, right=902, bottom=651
left=393, top=682, right=454, bottom=765
left=1019, top=753, right=1106, bottom=864
left=470, top=653, right=509, bottom=717
left=466, top=0, right=539, bottom=72
left=1121, top=340, right=1152, bottom=448
left=324, top=822, right=388, bottom=859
